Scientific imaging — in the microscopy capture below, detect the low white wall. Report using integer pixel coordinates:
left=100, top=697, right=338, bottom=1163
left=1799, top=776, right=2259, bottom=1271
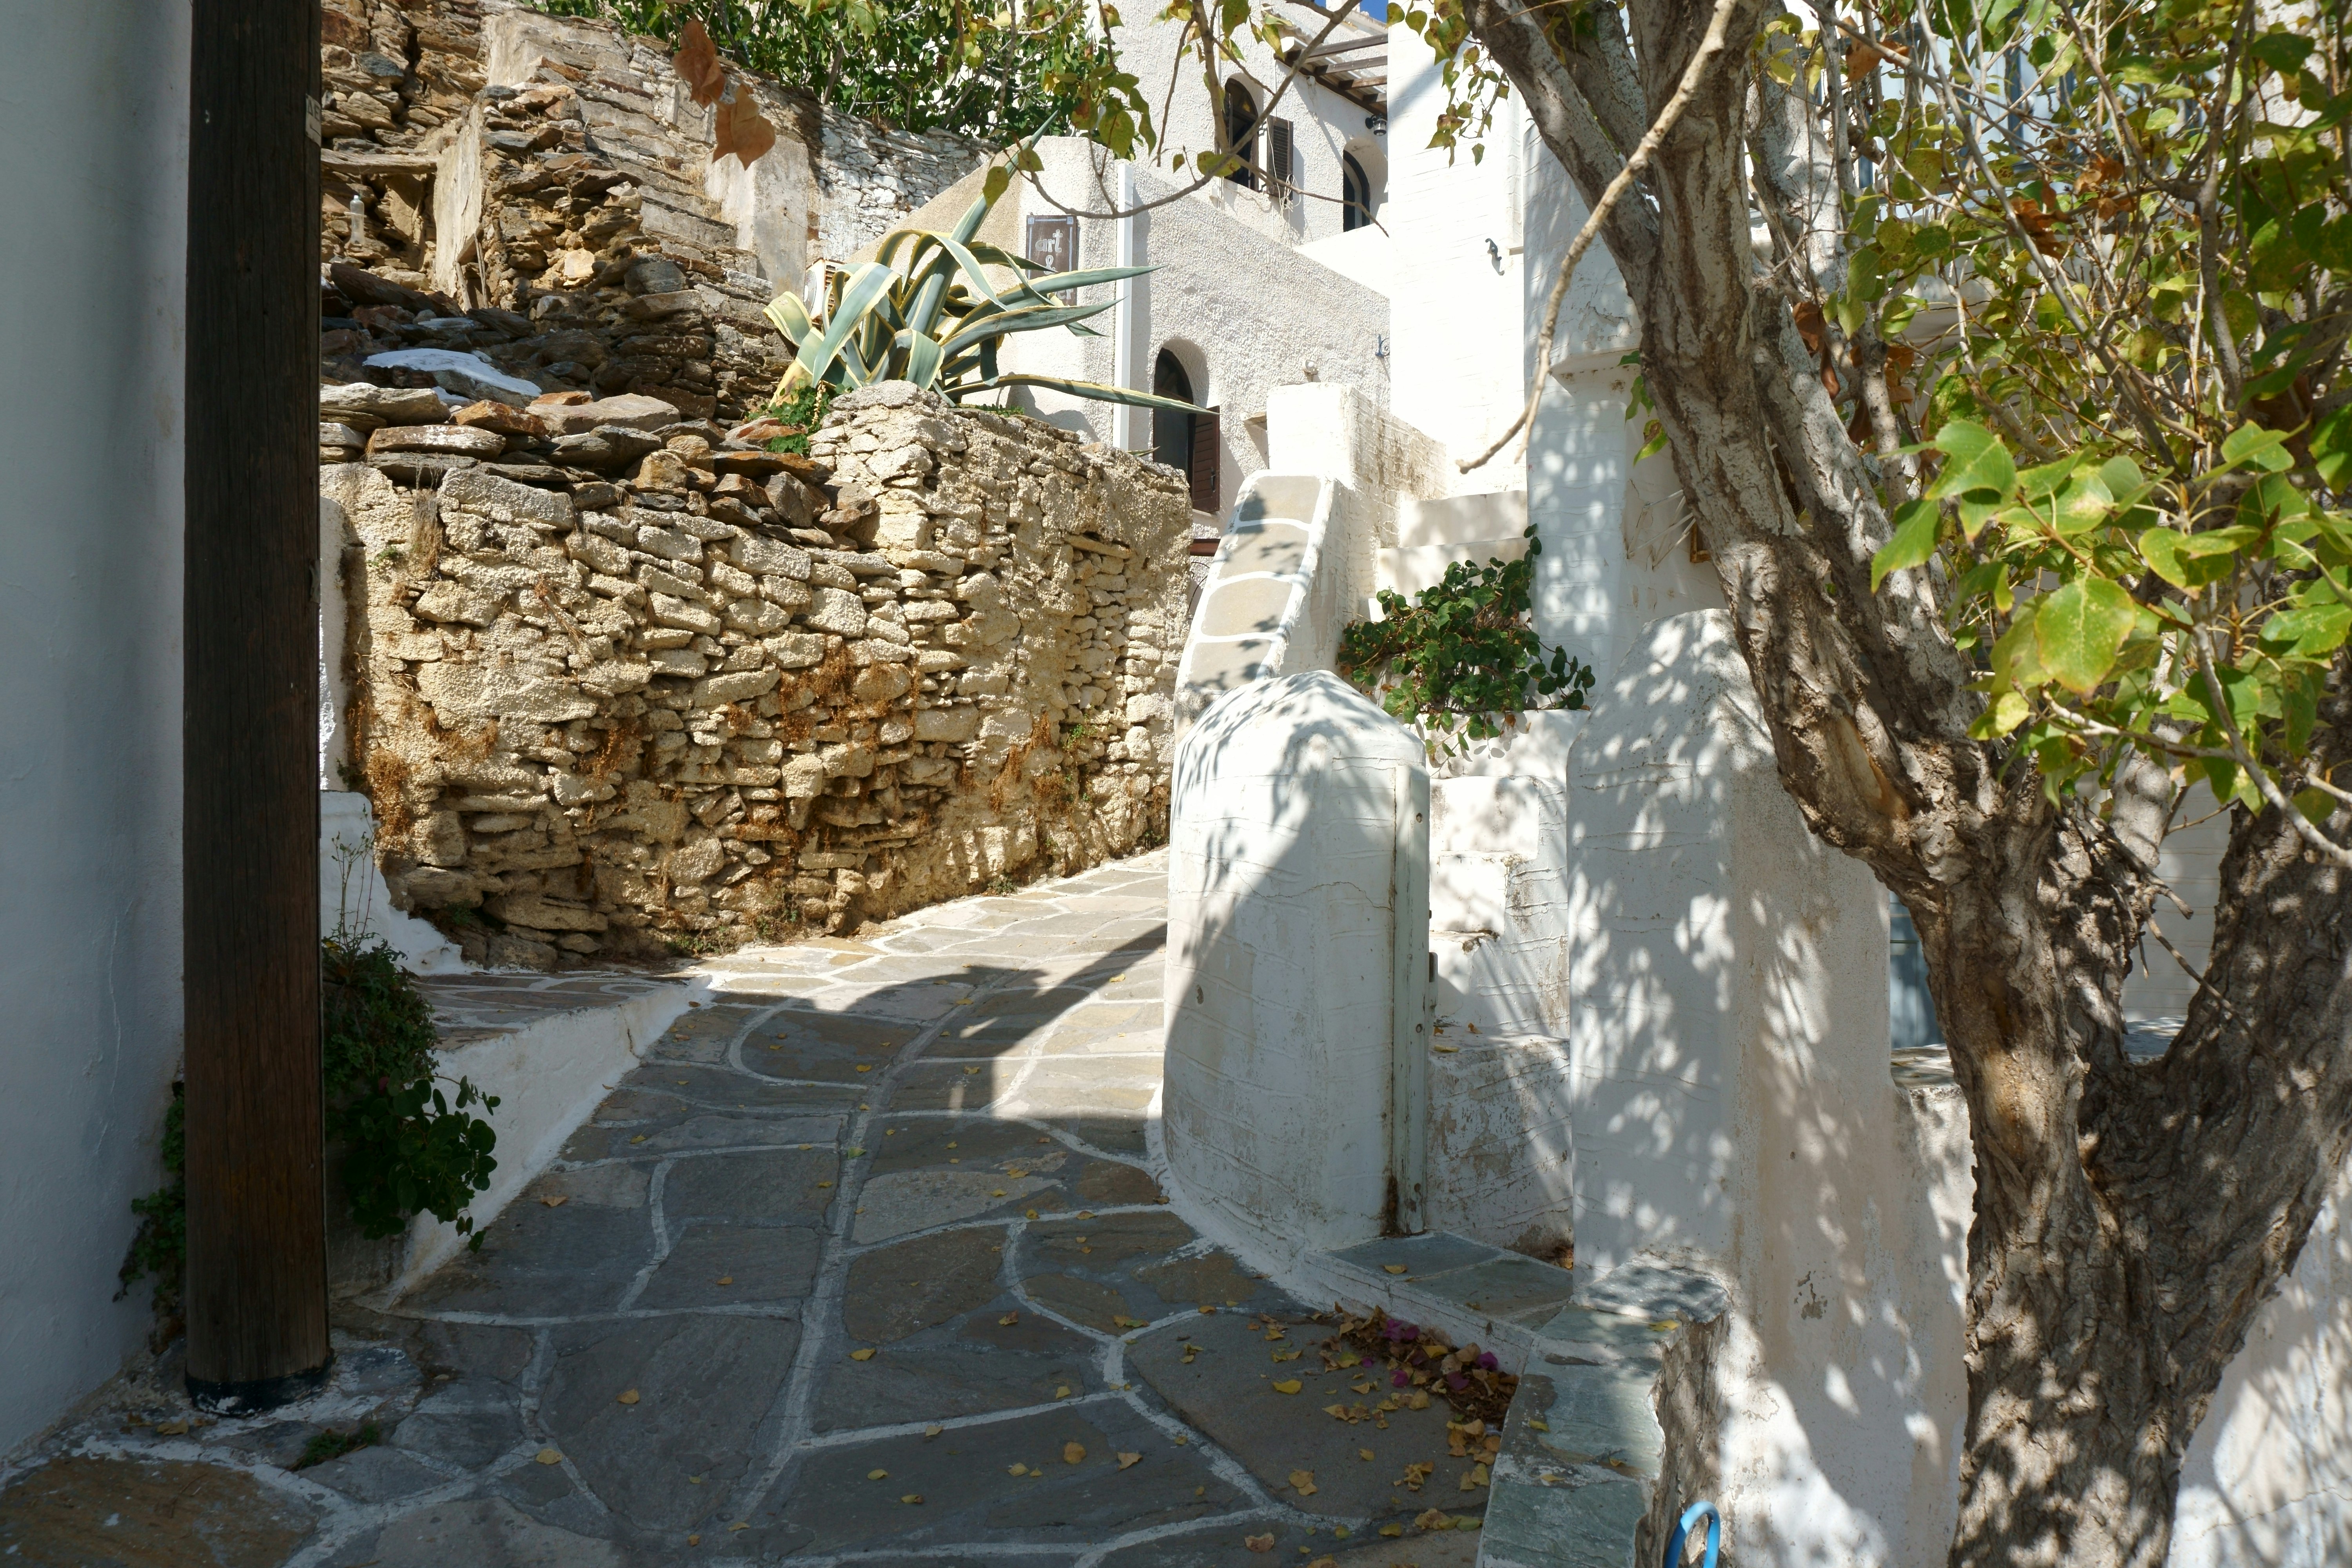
left=0, top=3, right=190, bottom=1459
left=1163, top=673, right=1429, bottom=1254
left=393, top=979, right=699, bottom=1292
left=1428, top=775, right=1568, bottom=1035
left=1566, top=611, right=1968, bottom=1565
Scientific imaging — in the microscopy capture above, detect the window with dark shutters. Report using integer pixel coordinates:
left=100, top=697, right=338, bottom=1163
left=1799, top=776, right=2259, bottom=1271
left=1189, top=408, right=1221, bottom=515
left=1267, top=118, right=1294, bottom=201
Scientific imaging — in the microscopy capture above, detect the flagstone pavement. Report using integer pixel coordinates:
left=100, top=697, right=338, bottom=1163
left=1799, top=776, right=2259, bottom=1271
left=1, top=851, right=1483, bottom=1568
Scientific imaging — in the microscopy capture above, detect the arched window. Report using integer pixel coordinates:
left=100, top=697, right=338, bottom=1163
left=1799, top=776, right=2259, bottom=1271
left=1343, top=153, right=1372, bottom=231
left=1222, top=78, right=1260, bottom=190
left=1152, top=349, right=1219, bottom=514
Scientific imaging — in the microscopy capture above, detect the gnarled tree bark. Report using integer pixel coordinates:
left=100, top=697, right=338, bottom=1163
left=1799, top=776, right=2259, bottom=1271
left=1459, top=1, right=2352, bottom=1562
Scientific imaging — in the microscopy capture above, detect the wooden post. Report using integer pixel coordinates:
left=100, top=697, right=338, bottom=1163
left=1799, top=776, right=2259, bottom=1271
left=182, top=0, right=330, bottom=1409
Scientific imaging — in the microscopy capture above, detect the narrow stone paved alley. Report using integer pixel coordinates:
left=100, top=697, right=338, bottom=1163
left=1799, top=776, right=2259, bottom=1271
left=1, top=854, right=1485, bottom=1567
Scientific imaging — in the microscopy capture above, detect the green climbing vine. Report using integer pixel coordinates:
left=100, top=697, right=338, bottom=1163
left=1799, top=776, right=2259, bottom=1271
left=1336, top=524, right=1595, bottom=757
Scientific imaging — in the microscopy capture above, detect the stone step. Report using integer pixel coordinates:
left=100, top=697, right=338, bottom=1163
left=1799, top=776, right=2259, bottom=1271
left=1291, top=1234, right=1728, bottom=1568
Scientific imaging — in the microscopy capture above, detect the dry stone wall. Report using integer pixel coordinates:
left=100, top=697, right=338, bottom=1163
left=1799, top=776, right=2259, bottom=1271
left=326, top=381, right=1190, bottom=969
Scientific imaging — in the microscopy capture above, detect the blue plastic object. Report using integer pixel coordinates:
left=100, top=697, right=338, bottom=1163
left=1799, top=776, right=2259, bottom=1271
left=1664, top=1499, right=1721, bottom=1568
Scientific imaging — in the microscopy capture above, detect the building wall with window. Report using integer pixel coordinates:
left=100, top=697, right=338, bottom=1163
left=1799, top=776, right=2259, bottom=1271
left=867, top=138, right=1391, bottom=519
left=1111, top=4, right=1389, bottom=253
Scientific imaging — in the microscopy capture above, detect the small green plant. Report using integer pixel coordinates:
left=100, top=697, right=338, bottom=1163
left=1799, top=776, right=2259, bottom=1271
left=1337, top=524, right=1595, bottom=757
left=986, top=875, right=1018, bottom=896
left=117, top=1083, right=186, bottom=1319
left=1060, top=719, right=1098, bottom=746
left=294, top=1423, right=382, bottom=1470
left=323, top=936, right=500, bottom=1245
left=760, top=379, right=836, bottom=457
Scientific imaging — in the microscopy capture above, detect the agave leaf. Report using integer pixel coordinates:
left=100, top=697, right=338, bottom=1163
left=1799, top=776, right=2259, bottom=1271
left=782, top=260, right=895, bottom=391
left=935, top=298, right=1116, bottom=359
left=963, top=240, right=1050, bottom=274
left=1013, top=263, right=1155, bottom=298
left=907, top=268, right=953, bottom=339
left=976, top=373, right=1203, bottom=413
left=764, top=290, right=816, bottom=346
left=906, top=331, right=945, bottom=390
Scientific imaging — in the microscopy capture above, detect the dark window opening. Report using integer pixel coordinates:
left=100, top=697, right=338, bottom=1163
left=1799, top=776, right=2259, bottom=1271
left=1343, top=153, right=1372, bottom=231
left=1266, top=118, right=1294, bottom=200
left=1222, top=79, right=1260, bottom=190
left=1152, top=351, right=1220, bottom=515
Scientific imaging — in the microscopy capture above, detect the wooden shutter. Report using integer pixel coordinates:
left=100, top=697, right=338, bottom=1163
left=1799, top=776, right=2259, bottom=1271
left=1267, top=118, right=1294, bottom=200
left=1189, top=407, right=1221, bottom=514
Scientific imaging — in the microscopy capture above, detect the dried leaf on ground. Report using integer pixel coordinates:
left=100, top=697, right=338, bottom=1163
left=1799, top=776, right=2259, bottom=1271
left=1117, top=1452, right=1142, bottom=1469
left=1289, top=1469, right=1317, bottom=1495
left=867, top=1468, right=888, bottom=1480
left=1244, top=1535, right=1275, bottom=1553
left=541, top=1194, right=568, bottom=1207
left=1272, top=1379, right=1303, bottom=1394
left=849, top=1348, right=877, bottom=1361
left=1415, top=1508, right=1454, bottom=1531
left=1064, top=1442, right=1086, bottom=1465
left=999, top=1312, right=1020, bottom=1326
left=534, top=1448, right=562, bottom=1465
left=616, top=1389, right=640, bottom=1405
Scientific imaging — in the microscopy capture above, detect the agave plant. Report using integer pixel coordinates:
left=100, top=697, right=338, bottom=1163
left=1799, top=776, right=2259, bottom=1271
left=762, top=172, right=1196, bottom=414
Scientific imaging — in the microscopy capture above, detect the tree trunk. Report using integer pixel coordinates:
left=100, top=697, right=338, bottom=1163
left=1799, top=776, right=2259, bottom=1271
left=1459, top=1, right=2352, bottom=1562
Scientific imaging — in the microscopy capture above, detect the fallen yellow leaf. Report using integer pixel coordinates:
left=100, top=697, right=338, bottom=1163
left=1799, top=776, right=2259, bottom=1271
left=541, top=1194, right=569, bottom=1208
left=154, top=1419, right=190, bottom=1436
left=1009, top=1463, right=1029, bottom=1476
left=925, top=1423, right=944, bottom=1437
left=868, top=1468, right=888, bottom=1480
left=1272, top=1379, right=1303, bottom=1394
left=1024, top=1208, right=1039, bottom=1220
left=1117, top=1452, right=1142, bottom=1470
left=900, top=1494, right=923, bottom=1504
left=1054, top=1384, right=1072, bottom=1398
left=686, top=1534, right=700, bottom=1545
left=535, top=1449, right=562, bottom=1465
left=1289, top=1468, right=1318, bottom=1495
left=1063, top=1442, right=1086, bottom=1465
left=717, top=1275, right=734, bottom=1286
left=1383, top=1264, right=1410, bottom=1275
left=1244, top=1535, right=1275, bottom=1553
left=1359, top=1448, right=1375, bottom=1461
left=1415, top=1508, right=1453, bottom=1531
left=630, top=1134, right=648, bottom=1144
left=964, top=1066, right=982, bottom=1075
left=1000, top=1312, right=1020, bottom=1326
left=992, top=1189, right=1008, bottom=1198
left=617, top=1389, right=641, bottom=1405
left=729, top=1521, right=749, bottom=1532
left=849, top=1348, right=877, bottom=1361
left=1308, top=1559, right=1338, bottom=1568
left=1379, top=1523, right=1404, bottom=1537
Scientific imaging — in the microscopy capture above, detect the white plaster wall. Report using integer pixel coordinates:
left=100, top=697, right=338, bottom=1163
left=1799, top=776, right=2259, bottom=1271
left=0, top=0, right=190, bottom=1457
left=1519, top=137, right=1719, bottom=689
left=2123, top=782, right=2230, bottom=1025
left=1428, top=776, right=1569, bottom=1036
left=1566, top=611, right=1971, bottom=1566
left=1383, top=20, right=1526, bottom=474
left=1163, top=673, right=1428, bottom=1258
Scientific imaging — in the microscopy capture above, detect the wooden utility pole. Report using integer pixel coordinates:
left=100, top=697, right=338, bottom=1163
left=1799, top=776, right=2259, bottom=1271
left=182, top=0, right=330, bottom=1408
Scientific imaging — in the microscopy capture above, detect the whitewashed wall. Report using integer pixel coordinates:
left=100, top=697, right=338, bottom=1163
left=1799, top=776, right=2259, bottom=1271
left=1163, top=673, right=1429, bottom=1256
left=0, top=1, right=191, bottom=1457
left=1566, top=611, right=1971, bottom=1565
left=1383, top=20, right=1528, bottom=477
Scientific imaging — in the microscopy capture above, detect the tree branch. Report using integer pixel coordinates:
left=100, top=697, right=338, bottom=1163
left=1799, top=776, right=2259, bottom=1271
left=1458, top=0, right=1746, bottom=474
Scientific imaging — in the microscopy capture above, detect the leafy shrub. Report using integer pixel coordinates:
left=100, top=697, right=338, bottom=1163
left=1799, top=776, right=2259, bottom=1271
left=121, top=940, right=504, bottom=1315
left=1337, top=524, right=1595, bottom=755
left=323, top=936, right=500, bottom=1243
